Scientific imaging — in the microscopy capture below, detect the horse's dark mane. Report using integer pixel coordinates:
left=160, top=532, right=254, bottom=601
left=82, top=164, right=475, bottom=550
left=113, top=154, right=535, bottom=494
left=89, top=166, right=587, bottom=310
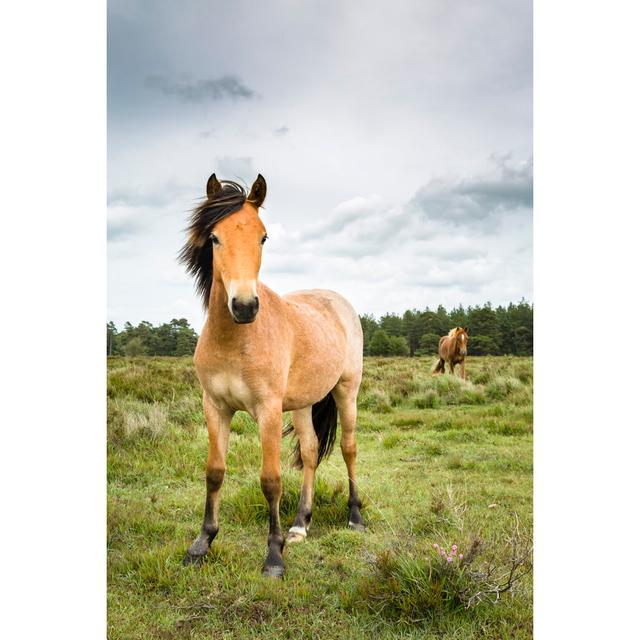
left=178, top=181, right=247, bottom=309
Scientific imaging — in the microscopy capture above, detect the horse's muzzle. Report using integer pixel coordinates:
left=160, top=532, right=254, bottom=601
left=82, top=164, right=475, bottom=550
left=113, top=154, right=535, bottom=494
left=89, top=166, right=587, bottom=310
left=231, top=296, right=259, bottom=324
left=459, top=349, right=467, bottom=357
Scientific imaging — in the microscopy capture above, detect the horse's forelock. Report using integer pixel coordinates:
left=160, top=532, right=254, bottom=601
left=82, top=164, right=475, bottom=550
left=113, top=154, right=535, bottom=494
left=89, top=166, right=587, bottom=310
left=178, top=181, right=248, bottom=309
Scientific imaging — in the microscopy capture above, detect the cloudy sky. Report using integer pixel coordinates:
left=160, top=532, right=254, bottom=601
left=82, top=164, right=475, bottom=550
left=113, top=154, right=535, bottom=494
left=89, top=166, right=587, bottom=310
left=108, top=0, right=532, bottom=330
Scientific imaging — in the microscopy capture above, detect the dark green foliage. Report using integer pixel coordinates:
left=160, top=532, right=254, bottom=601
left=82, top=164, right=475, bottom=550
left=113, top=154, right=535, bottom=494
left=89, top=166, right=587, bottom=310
left=361, top=299, right=533, bottom=357
left=368, top=329, right=392, bottom=356
left=416, top=332, right=440, bottom=356
left=369, top=330, right=410, bottom=356
left=468, top=335, right=499, bottom=356
left=107, top=318, right=199, bottom=356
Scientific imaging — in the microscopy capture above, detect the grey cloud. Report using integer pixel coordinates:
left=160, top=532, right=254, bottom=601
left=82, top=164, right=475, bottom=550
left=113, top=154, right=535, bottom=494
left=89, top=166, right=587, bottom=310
left=411, top=156, right=533, bottom=228
left=107, top=182, right=193, bottom=208
left=274, top=126, right=290, bottom=137
left=145, top=74, right=256, bottom=102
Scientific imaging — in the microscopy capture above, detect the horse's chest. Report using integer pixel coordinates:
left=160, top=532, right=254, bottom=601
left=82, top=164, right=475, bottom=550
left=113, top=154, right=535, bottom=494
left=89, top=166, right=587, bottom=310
left=201, top=370, right=255, bottom=412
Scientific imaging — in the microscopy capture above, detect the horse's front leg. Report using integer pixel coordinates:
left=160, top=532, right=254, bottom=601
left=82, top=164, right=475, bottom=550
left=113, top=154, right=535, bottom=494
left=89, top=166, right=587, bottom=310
left=258, top=402, right=285, bottom=577
left=460, top=360, right=466, bottom=380
left=184, top=394, right=233, bottom=565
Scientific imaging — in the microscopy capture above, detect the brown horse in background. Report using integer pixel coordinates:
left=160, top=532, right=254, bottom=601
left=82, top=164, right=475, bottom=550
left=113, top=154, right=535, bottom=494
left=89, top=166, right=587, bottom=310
left=432, top=327, right=469, bottom=379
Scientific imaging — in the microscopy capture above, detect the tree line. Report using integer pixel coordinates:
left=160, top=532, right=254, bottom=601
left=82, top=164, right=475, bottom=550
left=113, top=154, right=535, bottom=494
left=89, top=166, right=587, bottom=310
left=107, top=319, right=198, bottom=357
left=107, top=300, right=532, bottom=358
left=360, top=300, right=533, bottom=357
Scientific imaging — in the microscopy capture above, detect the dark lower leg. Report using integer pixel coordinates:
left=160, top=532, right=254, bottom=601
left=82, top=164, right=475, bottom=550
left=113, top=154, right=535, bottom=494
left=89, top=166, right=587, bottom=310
left=184, top=467, right=224, bottom=564
left=346, top=464, right=365, bottom=529
left=289, top=472, right=314, bottom=540
left=339, top=401, right=365, bottom=531
left=184, top=398, right=231, bottom=566
left=340, top=431, right=364, bottom=531
left=288, top=408, right=318, bottom=542
left=261, top=475, right=284, bottom=577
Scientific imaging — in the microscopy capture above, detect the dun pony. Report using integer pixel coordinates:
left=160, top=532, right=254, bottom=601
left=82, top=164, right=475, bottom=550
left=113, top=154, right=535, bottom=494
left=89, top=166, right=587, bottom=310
left=179, top=173, right=365, bottom=578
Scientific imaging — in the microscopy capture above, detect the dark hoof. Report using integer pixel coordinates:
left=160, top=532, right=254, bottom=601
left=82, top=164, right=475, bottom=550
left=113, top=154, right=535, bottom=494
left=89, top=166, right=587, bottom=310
left=262, top=564, right=285, bottom=578
left=349, top=521, right=366, bottom=532
left=183, top=552, right=206, bottom=566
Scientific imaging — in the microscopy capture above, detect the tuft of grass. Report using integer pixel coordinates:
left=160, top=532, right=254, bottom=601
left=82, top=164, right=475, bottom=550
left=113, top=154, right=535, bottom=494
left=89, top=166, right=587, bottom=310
left=359, top=388, right=393, bottom=413
left=108, top=398, right=168, bottom=443
left=382, top=432, right=402, bottom=449
left=485, top=376, right=524, bottom=401
left=413, top=389, right=440, bottom=409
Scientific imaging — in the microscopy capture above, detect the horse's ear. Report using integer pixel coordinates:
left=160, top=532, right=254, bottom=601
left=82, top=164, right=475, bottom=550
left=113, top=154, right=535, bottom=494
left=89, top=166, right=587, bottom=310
left=247, top=174, right=267, bottom=208
left=206, top=173, right=222, bottom=199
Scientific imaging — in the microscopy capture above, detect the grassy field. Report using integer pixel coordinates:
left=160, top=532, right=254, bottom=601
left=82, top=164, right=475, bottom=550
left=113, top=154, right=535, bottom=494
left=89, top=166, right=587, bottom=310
left=107, top=355, right=532, bottom=639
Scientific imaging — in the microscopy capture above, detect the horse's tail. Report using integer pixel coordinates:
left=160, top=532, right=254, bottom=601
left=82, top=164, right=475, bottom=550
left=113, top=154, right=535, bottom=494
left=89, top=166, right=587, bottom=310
left=284, top=392, right=338, bottom=470
left=432, top=358, right=445, bottom=374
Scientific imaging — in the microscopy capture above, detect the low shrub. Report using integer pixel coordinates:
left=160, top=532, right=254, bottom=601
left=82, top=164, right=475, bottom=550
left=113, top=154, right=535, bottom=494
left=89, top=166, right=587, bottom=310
left=413, top=389, right=440, bottom=409
left=359, top=388, right=393, bottom=413
left=345, top=529, right=531, bottom=621
left=485, top=376, right=524, bottom=401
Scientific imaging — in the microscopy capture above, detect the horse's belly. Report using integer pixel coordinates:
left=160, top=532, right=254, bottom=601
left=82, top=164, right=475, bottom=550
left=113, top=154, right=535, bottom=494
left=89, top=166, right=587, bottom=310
left=282, top=357, right=343, bottom=411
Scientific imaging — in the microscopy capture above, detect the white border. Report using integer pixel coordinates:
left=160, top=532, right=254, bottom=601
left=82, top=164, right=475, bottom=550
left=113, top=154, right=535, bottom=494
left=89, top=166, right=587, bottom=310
left=535, top=1, right=639, bottom=637
left=1, top=1, right=106, bottom=637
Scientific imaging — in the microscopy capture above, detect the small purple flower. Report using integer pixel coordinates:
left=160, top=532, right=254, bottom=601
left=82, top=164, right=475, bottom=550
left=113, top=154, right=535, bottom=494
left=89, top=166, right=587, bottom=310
left=452, top=544, right=458, bottom=552
left=447, top=556, right=453, bottom=562
left=459, top=553, right=463, bottom=559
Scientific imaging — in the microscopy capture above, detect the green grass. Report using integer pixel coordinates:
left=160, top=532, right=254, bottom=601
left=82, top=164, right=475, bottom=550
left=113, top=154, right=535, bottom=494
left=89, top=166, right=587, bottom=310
left=108, top=355, right=532, bottom=639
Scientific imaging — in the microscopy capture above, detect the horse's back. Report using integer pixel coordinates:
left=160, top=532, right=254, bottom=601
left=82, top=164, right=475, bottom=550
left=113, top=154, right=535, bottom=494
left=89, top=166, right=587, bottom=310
left=284, top=289, right=361, bottom=338
left=283, top=288, right=363, bottom=386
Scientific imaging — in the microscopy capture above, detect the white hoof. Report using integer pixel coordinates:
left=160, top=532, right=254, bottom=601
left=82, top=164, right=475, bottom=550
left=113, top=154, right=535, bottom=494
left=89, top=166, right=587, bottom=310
left=286, top=525, right=307, bottom=543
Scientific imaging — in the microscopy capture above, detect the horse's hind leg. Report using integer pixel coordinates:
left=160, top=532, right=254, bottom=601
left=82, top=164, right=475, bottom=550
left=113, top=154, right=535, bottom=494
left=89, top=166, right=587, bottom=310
left=287, top=407, right=318, bottom=543
left=333, top=381, right=365, bottom=531
left=184, top=395, right=232, bottom=565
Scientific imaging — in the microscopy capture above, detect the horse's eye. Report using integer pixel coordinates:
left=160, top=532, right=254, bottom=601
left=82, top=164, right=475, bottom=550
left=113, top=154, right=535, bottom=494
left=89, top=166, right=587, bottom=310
left=261, top=234, right=268, bottom=245
left=211, top=234, right=220, bottom=245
